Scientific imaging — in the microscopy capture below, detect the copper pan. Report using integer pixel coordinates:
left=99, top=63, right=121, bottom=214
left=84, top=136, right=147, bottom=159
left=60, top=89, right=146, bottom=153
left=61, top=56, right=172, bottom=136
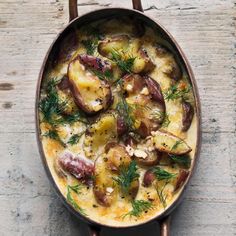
left=35, top=0, right=202, bottom=235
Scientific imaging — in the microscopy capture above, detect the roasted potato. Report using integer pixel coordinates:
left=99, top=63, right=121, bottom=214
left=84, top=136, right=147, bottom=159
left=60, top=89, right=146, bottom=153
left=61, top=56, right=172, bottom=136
left=58, top=152, right=94, bottom=185
left=98, top=35, right=130, bottom=59
left=104, top=142, right=132, bottom=172
left=155, top=44, right=182, bottom=81
left=122, top=74, right=166, bottom=137
left=98, top=36, right=155, bottom=74
left=153, top=130, right=192, bottom=155
left=68, top=56, right=112, bottom=114
left=134, top=149, right=161, bottom=166
left=143, top=169, right=156, bottom=187
left=78, top=54, right=112, bottom=73
left=83, top=113, right=118, bottom=159
left=182, top=100, right=194, bottom=132
left=127, top=179, right=139, bottom=199
left=174, top=170, right=189, bottom=191
left=93, top=155, right=117, bottom=206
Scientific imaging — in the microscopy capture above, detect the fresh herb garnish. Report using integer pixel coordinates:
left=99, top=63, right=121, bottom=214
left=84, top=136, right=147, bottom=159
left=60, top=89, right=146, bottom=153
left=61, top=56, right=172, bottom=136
left=90, top=69, right=113, bottom=81
left=42, top=130, right=65, bottom=147
left=39, top=78, right=88, bottom=126
left=171, top=140, right=183, bottom=151
left=169, top=154, right=191, bottom=168
left=156, top=181, right=168, bottom=209
left=113, top=161, right=139, bottom=195
left=116, top=97, right=135, bottom=131
left=162, top=113, right=170, bottom=128
left=111, top=50, right=136, bottom=73
left=67, top=131, right=85, bottom=145
left=39, top=78, right=67, bottom=124
left=67, top=184, right=87, bottom=216
left=81, top=39, right=98, bottom=55
left=164, top=84, right=190, bottom=101
left=152, top=167, right=177, bottom=181
left=123, top=200, right=153, bottom=218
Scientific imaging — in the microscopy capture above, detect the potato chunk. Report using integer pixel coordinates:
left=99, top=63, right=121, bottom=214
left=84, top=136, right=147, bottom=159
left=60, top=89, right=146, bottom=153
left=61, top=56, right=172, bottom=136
left=93, top=155, right=117, bottom=207
left=68, top=56, right=112, bottom=114
left=104, top=142, right=132, bottom=172
left=98, top=36, right=155, bottom=74
left=153, top=130, right=192, bottom=155
left=83, top=113, right=117, bottom=159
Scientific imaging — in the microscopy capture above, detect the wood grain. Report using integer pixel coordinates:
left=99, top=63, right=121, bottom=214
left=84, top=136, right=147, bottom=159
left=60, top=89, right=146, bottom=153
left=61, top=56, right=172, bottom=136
left=0, top=0, right=235, bottom=235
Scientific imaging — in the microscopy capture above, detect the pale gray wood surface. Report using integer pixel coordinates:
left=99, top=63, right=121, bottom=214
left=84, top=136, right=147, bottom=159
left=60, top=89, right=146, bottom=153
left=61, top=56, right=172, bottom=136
left=0, top=0, right=235, bottom=235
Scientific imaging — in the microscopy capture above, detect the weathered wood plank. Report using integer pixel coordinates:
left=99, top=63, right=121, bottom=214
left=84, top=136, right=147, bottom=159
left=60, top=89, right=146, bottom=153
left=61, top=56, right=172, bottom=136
left=0, top=0, right=235, bottom=235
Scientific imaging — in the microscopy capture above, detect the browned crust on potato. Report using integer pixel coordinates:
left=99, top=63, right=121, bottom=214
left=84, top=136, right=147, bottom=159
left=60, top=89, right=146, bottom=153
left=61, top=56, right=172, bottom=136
left=67, top=55, right=112, bottom=115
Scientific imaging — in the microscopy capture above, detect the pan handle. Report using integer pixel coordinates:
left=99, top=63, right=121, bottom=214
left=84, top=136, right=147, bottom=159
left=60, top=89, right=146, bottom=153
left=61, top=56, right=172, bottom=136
left=132, top=0, right=144, bottom=12
left=69, top=0, right=144, bottom=22
left=159, top=216, right=171, bottom=236
left=69, top=0, right=78, bottom=22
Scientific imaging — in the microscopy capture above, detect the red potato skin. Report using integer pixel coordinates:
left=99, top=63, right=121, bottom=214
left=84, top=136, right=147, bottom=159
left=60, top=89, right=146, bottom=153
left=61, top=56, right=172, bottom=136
left=182, top=100, right=194, bottom=132
left=124, top=135, right=137, bottom=147
left=155, top=44, right=182, bottom=81
left=167, top=61, right=182, bottom=81
left=78, top=54, right=112, bottom=73
left=67, top=55, right=112, bottom=115
left=58, top=152, right=94, bottom=185
left=128, top=179, right=139, bottom=199
left=117, top=116, right=127, bottom=136
left=135, top=150, right=161, bottom=167
left=144, top=76, right=166, bottom=111
left=143, top=169, right=156, bottom=187
left=174, top=170, right=189, bottom=191
left=57, top=75, right=70, bottom=90
left=139, top=49, right=156, bottom=74
left=93, top=187, right=111, bottom=207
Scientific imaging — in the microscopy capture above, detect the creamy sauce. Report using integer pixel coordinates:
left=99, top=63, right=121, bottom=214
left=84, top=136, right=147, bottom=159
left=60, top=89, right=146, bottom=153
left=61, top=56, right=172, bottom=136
left=39, top=18, right=198, bottom=227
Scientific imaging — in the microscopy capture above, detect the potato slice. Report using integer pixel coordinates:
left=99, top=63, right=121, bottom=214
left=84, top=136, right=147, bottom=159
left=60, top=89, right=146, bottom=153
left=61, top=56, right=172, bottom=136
left=153, top=130, right=192, bottom=155
left=68, top=56, right=112, bottom=114
left=98, top=35, right=130, bottom=59
left=98, top=36, right=154, bottom=74
left=182, top=100, right=194, bottom=132
left=122, top=74, right=165, bottom=137
left=93, top=155, right=117, bottom=207
left=84, top=113, right=117, bottom=159
left=104, top=142, right=132, bottom=172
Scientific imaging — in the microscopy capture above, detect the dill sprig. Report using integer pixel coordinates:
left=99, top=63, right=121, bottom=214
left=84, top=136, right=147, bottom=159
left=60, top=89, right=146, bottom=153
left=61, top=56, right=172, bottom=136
left=39, top=78, right=88, bottom=126
left=169, top=154, right=191, bottom=168
left=152, top=167, right=177, bottom=181
left=164, top=84, right=190, bottom=101
left=67, top=184, right=87, bottom=216
left=42, top=130, right=65, bottom=147
left=90, top=69, right=113, bottom=81
left=81, top=39, right=98, bottom=55
left=39, top=78, right=67, bottom=124
left=81, top=26, right=103, bottom=55
left=123, top=200, right=153, bottom=218
left=156, top=181, right=168, bottom=209
left=67, top=131, right=85, bottom=145
left=116, top=97, right=135, bottom=131
left=113, top=161, right=139, bottom=195
left=111, top=50, right=136, bottom=73
left=171, top=140, right=183, bottom=151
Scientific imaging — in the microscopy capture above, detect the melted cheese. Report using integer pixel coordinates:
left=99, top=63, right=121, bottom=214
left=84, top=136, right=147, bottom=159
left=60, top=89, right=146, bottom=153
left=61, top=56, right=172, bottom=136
left=39, top=18, right=198, bottom=227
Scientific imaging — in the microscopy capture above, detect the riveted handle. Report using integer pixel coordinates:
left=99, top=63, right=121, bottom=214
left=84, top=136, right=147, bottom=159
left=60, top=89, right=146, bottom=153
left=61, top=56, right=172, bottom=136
left=69, top=0, right=144, bottom=22
left=160, top=216, right=171, bottom=236
left=132, top=0, right=143, bottom=12
left=69, top=0, right=78, bottom=22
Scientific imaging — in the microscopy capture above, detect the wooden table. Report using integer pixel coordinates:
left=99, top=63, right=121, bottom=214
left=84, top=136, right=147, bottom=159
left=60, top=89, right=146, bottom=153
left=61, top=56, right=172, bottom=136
left=0, top=0, right=235, bottom=235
